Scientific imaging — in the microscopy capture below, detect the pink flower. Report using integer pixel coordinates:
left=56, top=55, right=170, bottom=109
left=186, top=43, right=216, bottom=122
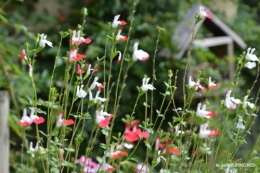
left=112, top=14, right=127, bottom=28
left=208, top=77, right=218, bottom=89
left=199, top=123, right=219, bottom=138
left=124, top=120, right=149, bottom=142
left=75, top=156, right=99, bottom=173
left=199, top=6, right=212, bottom=19
left=76, top=64, right=85, bottom=74
left=136, top=163, right=150, bottom=173
left=132, top=42, right=149, bottom=61
left=71, top=30, right=91, bottom=45
left=18, top=48, right=27, bottom=60
left=116, top=29, right=127, bottom=41
left=196, top=103, right=215, bottom=118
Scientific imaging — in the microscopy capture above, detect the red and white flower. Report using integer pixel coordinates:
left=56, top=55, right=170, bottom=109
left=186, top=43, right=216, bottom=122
left=71, top=30, right=91, bottom=45
left=199, top=6, right=212, bottom=19
left=56, top=111, right=74, bottom=127
left=196, top=103, right=215, bottom=118
left=188, top=76, right=206, bottom=92
left=208, top=77, right=218, bottom=89
left=89, top=77, right=104, bottom=91
left=112, top=14, right=127, bottom=28
left=132, top=42, right=149, bottom=61
left=70, top=48, right=86, bottom=61
left=199, top=123, right=218, bottom=138
left=76, top=64, right=85, bottom=74
left=18, top=48, right=27, bottom=60
left=20, top=108, right=45, bottom=126
left=116, top=29, right=127, bottom=41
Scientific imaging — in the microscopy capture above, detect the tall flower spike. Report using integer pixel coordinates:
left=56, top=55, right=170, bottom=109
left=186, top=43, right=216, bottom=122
left=112, top=14, right=127, bottom=28
left=132, top=42, right=149, bottom=61
left=39, top=34, right=53, bottom=47
left=76, top=85, right=87, bottom=98
left=243, top=95, right=255, bottom=109
left=208, top=77, right=218, bottom=89
left=199, top=6, right=212, bottom=19
left=116, top=29, right=127, bottom=41
left=196, top=103, right=215, bottom=118
left=141, top=77, right=155, bottom=91
left=225, top=90, right=241, bottom=110
left=199, top=123, right=219, bottom=138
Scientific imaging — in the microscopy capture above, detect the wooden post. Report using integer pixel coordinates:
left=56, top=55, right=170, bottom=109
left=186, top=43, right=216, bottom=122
left=0, top=91, right=10, bottom=173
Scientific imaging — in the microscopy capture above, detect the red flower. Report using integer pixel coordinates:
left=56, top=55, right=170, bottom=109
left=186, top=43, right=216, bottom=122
left=18, top=48, right=27, bottom=60
left=98, top=118, right=110, bottom=128
left=168, top=148, right=180, bottom=155
left=124, top=120, right=149, bottom=142
left=62, top=119, right=75, bottom=126
left=33, top=117, right=45, bottom=124
left=76, top=64, right=85, bottom=74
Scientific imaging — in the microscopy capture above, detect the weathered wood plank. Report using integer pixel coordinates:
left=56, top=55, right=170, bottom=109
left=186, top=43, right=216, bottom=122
left=0, top=91, right=10, bottom=173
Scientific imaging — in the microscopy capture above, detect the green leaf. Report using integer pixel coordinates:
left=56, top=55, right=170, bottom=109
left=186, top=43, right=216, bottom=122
left=59, top=31, right=69, bottom=38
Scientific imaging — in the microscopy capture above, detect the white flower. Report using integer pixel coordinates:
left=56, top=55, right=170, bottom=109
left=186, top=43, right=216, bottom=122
left=243, top=95, right=254, bottom=109
left=39, top=34, right=53, bottom=47
left=196, top=103, right=215, bottom=118
left=245, top=62, right=256, bottom=69
left=141, top=77, right=155, bottom=91
left=76, top=85, right=87, bottom=98
left=225, top=90, right=241, bottom=110
left=28, top=64, right=32, bottom=77
left=89, top=77, right=104, bottom=91
left=132, top=42, right=149, bottom=61
left=29, top=141, right=39, bottom=158
left=246, top=47, right=259, bottom=61
left=236, top=118, right=245, bottom=129
left=244, top=48, right=259, bottom=69
left=89, top=90, right=106, bottom=103
left=117, top=51, right=122, bottom=62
